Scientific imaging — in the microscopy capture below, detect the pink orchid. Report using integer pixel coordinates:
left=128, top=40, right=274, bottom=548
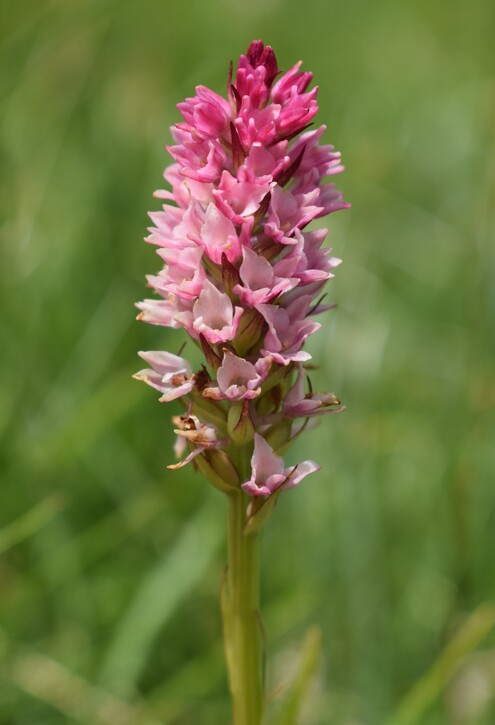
left=241, top=433, right=320, bottom=497
left=240, top=142, right=289, bottom=185
left=288, top=126, right=344, bottom=184
left=282, top=365, right=344, bottom=418
left=256, top=296, right=320, bottom=365
left=213, top=170, right=272, bottom=225
left=271, top=61, right=313, bottom=104
left=133, top=351, right=194, bottom=402
left=146, top=205, right=183, bottom=244
left=275, top=86, right=319, bottom=138
left=271, top=62, right=319, bottom=135
left=135, top=298, right=182, bottom=328
left=177, top=279, right=243, bottom=344
left=177, top=85, right=232, bottom=139
left=167, top=127, right=227, bottom=182
left=200, top=203, right=245, bottom=264
left=233, top=101, right=283, bottom=148
left=234, top=246, right=298, bottom=307
left=155, top=164, right=214, bottom=207
left=264, top=186, right=323, bottom=244
left=276, top=228, right=342, bottom=286
left=150, top=244, right=205, bottom=300
left=146, top=202, right=204, bottom=251
left=203, top=351, right=271, bottom=401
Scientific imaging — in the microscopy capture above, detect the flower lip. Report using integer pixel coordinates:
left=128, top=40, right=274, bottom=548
left=233, top=245, right=299, bottom=307
left=241, top=433, right=320, bottom=497
left=188, top=279, right=244, bottom=344
left=202, top=351, right=271, bottom=401
left=256, top=296, right=321, bottom=365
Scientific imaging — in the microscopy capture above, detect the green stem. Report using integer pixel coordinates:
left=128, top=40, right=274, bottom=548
left=223, top=488, right=264, bottom=725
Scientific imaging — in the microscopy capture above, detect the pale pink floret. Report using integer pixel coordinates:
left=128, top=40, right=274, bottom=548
left=264, top=186, right=323, bottom=244
left=240, top=142, right=289, bottom=185
left=167, top=127, right=227, bottom=182
left=136, top=298, right=182, bottom=328
left=151, top=244, right=206, bottom=300
left=289, top=126, right=344, bottom=184
left=213, top=170, right=272, bottom=225
left=177, top=279, right=243, bottom=344
left=203, top=351, right=271, bottom=401
left=283, top=366, right=344, bottom=418
left=133, top=351, right=194, bottom=402
left=177, top=85, right=232, bottom=139
left=154, top=164, right=214, bottom=208
left=146, top=205, right=184, bottom=244
left=256, top=296, right=320, bottom=365
left=316, top=182, right=350, bottom=216
left=242, top=433, right=320, bottom=497
left=234, top=246, right=298, bottom=307
left=276, top=228, right=342, bottom=286
left=146, top=203, right=204, bottom=250
left=234, top=101, right=283, bottom=148
left=200, top=203, right=243, bottom=264
left=271, top=61, right=313, bottom=103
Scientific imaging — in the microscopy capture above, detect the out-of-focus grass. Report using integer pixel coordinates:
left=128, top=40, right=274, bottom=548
left=1, top=0, right=495, bottom=723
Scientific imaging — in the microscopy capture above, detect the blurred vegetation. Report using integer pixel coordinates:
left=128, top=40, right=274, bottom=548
left=1, top=0, right=495, bottom=723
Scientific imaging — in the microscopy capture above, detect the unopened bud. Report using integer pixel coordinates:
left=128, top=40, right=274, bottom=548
left=227, top=400, right=255, bottom=445
left=244, top=486, right=283, bottom=535
left=259, top=363, right=289, bottom=396
left=229, top=122, right=246, bottom=170
left=234, top=309, right=266, bottom=357
left=199, top=334, right=222, bottom=372
left=221, top=252, right=241, bottom=299
left=190, top=391, right=228, bottom=435
left=195, top=449, right=239, bottom=494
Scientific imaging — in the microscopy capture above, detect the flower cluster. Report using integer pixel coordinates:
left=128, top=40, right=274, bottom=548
left=135, top=40, right=348, bottom=502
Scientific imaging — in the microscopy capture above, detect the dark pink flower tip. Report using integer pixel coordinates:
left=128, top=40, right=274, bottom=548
left=245, top=40, right=279, bottom=88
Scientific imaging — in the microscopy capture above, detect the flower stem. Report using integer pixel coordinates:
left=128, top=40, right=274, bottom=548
left=223, top=488, right=264, bottom=725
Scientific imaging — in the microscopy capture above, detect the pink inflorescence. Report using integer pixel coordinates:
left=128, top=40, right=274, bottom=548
left=135, top=40, right=349, bottom=499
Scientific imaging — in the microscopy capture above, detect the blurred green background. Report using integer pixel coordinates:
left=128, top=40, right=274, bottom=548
left=1, top=0, right=494, bottom=723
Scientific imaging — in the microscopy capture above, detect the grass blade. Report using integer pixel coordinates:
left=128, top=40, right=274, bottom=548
left=99, top=498, right=223, bottom=697
left=0, top=494, right=65, bottom=555
left=387, top=604, right=495, bottom=725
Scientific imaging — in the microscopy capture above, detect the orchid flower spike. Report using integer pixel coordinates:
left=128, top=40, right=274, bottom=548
left=135, top=39, right=348, bottom=502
